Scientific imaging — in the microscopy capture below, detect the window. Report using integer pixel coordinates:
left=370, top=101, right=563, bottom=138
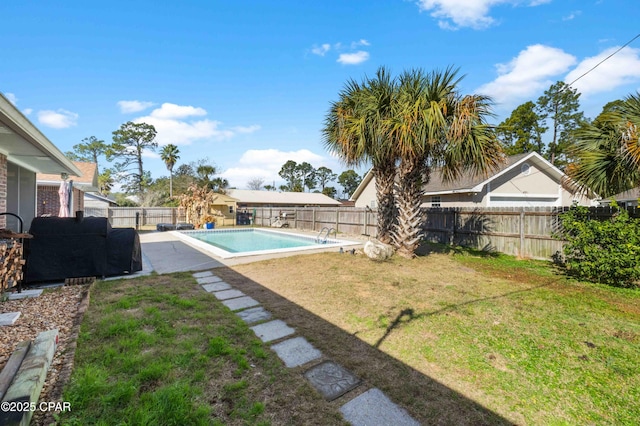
left=370, top=200, right=377, bottom=209
left=431, top=196, right=441, bottom=207
left=229, top=206, right=234, bottom=214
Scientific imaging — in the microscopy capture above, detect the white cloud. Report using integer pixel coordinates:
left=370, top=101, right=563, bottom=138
left=337, top=51, right=370, bottom=65
left=351, top=39, right=370, bottom=48
left=5, top=93, right=17, bottom=105
left=221, top=149, right=326, bottom=189
left=134, top=102, right=258, bottom=145
left=311, top=43, right=331, bottom=56
left=149, top=102, right=207, bottom=119
left=23, top=108, right=33, bottom=116
left=416, top=0, right=550, bottom=30
left=37, top=109, right=78, bottom=129
left=562, top=10, right=581, bottom=21
left=476, top=44, right=577, bottom=106
left=117, top=100, right=156, bottom=113
left=565, top=46, right=640, bottom=96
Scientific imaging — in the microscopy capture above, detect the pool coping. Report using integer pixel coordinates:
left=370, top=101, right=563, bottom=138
left=172, top=227, right=361, bottom=259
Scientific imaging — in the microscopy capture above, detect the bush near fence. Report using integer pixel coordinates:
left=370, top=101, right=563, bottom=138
left=84, top=206, right=639, bottom=260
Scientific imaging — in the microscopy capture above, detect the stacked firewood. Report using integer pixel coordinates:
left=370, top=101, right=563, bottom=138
left=0, top=229, right=31, bottom=293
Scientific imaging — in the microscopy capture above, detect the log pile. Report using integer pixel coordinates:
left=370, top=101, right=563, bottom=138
left=0, top=229, right=31, bottom=294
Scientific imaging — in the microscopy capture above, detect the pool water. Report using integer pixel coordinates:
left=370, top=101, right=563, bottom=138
left=175, top=228, right=360, bottom=259
left=189, top=229, right=318, bottom=252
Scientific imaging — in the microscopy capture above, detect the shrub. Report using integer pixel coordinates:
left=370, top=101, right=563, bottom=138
left=557, top=203, right=640, bottom=288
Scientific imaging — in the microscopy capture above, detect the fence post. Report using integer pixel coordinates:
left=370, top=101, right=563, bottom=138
left=172, top=208, right=176, bottom=225
left=335, top=208, right=339, bottom=231
left=312, top=209, right=316, bottom=231
left=519, top=210, right=525, bottom=257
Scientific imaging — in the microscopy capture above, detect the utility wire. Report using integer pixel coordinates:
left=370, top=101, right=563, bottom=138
left=564, top=32, right=640, bottom=90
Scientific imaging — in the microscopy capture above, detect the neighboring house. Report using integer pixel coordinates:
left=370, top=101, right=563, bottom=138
left=602, top=187, right=640, bottom=207
left=84, top=192, right=118, bottom=209
left=0, top=92, right=81, bottom=231
left=227, top=189, right=342, bottom=208
left=351, top=152, right=597, bottom=209
left=36, top=161, right=99, bottom=217
left=208, top=192, right=239, bottom=226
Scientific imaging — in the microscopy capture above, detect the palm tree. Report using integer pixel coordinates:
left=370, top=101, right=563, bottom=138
left=390, top=67, right=503, bottom=258
left=160, top=144, right=180, bottom=197
left=323, top=67, right=398, bottom=244
left=569, top=92, right=640, bottom=197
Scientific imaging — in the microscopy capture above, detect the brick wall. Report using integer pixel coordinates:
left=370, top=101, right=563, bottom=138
left=0, top=154, right=6, bottom=228
left=37, top=185, right=85, bottom=217
left=37, top=185, right=59, bottom=216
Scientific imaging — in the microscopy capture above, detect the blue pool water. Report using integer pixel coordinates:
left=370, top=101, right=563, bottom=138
left=188, top=229, right=318, bottom=253
left=175, top=228, right=359, bottom=259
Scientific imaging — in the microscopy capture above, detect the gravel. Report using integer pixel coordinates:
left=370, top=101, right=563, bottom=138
left=1, top=285, right=89, bottom=425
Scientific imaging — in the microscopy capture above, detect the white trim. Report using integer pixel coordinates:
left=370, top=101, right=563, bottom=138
left=489, top=193, right=559, bottom=199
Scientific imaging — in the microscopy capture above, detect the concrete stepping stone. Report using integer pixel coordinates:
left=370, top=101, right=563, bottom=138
left=250, top=320, right=295, bottom=343
left=235, top=307, right=272, bottom=324
left=270, top=337, right=321, bottom=368
left=202, top=282, right=231, bottom=293
left=8, top=289, right=43, bottom=300
left=340, top=388, right=420, bottom=426
left=196, top=275, right=223, bottom=285
left=0, top=312, right=21, bottom=326
left=214, top=289, right=245, bottom=300
left=304, top=361, right=361, bottom=401
left=221, top=296, right=260, bottom=311
left=193, top=271, right=213, bottom=278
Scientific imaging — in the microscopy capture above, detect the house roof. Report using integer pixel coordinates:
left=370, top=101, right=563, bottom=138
left=608, top=187, right=640, bottom=202
left=0, top=92, right=81, bottom=176
left=227, top=189, right=342, bottom=206
left=36, top=161, right=99, bottom=192
left=84, top=192, right=118, bottom=206
left=350, top=152, right=573, bottom=200
left=210, top=193, right=239, bottom=204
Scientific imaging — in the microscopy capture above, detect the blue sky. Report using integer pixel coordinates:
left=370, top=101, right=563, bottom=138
left=2, top=0, right=640, bottom=191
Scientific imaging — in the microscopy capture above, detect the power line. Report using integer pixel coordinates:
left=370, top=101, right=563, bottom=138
left=565, top=32, right=640, bottom=90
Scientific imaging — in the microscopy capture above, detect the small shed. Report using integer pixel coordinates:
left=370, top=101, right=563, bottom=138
left=209, top=193, right=239, bottom=227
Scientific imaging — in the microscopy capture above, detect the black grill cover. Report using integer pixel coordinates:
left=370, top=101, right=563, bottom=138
left=25, top=217, right=142, bottom=283
left=107, top=228, right=142, bottom=276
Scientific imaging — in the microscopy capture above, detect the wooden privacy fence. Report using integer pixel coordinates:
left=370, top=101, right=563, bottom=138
left=84, top=207, right=186, bottom=228
left=84, top=205, right=639, bottom=260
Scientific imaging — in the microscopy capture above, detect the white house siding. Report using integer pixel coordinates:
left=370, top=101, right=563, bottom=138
left=353, top=178, right=379, bottom=208
left=488, top=163, right=561, bottom=207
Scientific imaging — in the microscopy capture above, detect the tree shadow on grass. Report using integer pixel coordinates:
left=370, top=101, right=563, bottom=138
left=212, top=266, right=516, bottom=426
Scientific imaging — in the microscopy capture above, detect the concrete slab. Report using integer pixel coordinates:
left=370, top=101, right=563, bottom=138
left=339, top=388, right=420, bottom=426
left=221, top=296, right=260, bottom=311
left=304, top=361, right=360, bottom=401
left=192, top=271, right=213, bottom=278
left=202, top=282, right=231, bottom=292
left=270, top=337, right=321, bottom=368
left=197, top=275, right=223, bottom=285
left=213, top=289, right=245, bottom=300
left=141, top=239, right=223, bottom=273
left=250, top=320, right=295, bottom=343
left=0, top=312, right=21, bottom=326
left=235, top=306, right=272, bottom=324
left=8, top=289, right=43, bottom=300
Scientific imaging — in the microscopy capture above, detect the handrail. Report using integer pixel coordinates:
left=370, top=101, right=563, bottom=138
left=0, top=212, right=24, bottom=234
left=316, top=227, right=329, bottom=243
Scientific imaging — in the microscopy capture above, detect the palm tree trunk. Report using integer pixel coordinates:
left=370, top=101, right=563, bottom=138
left=394, top=158, right=427, bottom=258
left=373, top=161, right=397, bottom=244
left=169, top=173, right=173, bottom=198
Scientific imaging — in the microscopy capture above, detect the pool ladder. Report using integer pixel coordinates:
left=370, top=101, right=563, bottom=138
left=316, top=227, right=336, bottom=244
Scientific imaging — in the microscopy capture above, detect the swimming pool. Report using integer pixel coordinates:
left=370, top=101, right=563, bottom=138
left=174, top=228, right=360, bottom=259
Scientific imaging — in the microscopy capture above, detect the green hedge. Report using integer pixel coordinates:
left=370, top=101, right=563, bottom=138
left=558, top=203, right=640, bottom=288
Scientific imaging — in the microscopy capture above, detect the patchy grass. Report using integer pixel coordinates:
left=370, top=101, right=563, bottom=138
left=58, top=273, right=346, bottom=426
left=230, top=245, right=640, bottom=425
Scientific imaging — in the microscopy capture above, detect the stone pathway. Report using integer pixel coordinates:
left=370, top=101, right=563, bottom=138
left=194, top=270, right=420, bottom=426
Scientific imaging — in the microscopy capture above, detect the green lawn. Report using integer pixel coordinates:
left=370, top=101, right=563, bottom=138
left=57, top=273, right=347, bottom=426
left=58, top=245, right=640, bottom=425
